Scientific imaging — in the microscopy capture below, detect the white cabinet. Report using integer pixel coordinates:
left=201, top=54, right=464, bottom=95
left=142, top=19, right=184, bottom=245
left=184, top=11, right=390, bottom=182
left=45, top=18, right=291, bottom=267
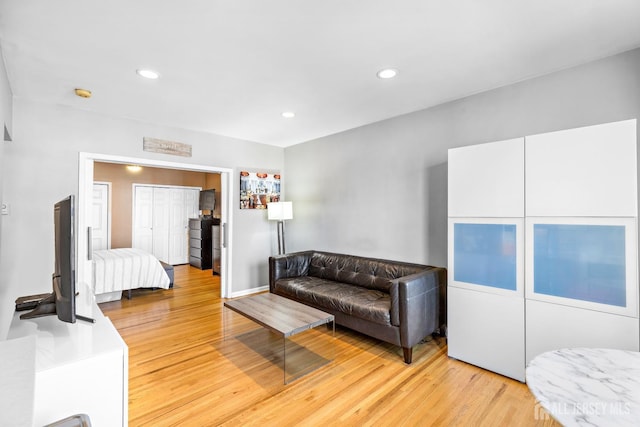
left=448, top=287, right=525, bottom=380
left=448, top=137, right=526, bottom=381
left=6, top=287, right=128, bottom=426
left=448, top=119, right=638, bottom=382
left=525, top=299, right=639, bottom=363
left=448, top=137, right=524, bottom=218
left=524, top=120, right=638, bottom=366
left=525, top=120, right=637, bottom=217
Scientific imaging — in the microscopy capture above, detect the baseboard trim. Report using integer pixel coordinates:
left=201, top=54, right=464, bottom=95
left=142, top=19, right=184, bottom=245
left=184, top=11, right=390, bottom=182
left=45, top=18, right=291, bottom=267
left=229, top=285, right=268, bottom=299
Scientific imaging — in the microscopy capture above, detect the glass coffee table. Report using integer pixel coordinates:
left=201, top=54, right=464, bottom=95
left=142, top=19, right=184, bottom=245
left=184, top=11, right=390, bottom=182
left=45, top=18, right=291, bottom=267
left=223, top=293, right=335, bottom=384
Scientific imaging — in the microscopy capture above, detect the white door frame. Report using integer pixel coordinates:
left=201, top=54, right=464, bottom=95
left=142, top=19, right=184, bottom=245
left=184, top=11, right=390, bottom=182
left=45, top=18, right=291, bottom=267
left=78, top=152, right=234, bottom=298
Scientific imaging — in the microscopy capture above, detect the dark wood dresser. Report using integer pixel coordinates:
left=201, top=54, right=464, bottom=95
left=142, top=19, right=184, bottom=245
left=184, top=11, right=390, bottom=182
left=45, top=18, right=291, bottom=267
left=188, top=217, right=213, bottom=269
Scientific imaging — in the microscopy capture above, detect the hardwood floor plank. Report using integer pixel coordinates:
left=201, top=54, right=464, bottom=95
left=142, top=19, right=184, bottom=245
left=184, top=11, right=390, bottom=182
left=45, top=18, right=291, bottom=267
left=100, top=265, right=559, bottom=426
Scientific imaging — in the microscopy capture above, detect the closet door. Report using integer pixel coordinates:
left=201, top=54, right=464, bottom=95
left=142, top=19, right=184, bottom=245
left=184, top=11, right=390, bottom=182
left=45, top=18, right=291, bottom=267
left=166, top=188, right=199, bottom=265
left=132, top=186, right=154, bottom=253
left=168, top=189, right=188, bottom=264
left=134, top=185, right=201, bottom=265
left=152, top=187, right=171, bottom=264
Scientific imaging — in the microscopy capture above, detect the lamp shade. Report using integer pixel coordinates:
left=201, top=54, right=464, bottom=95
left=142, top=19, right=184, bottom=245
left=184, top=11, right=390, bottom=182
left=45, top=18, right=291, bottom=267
left=267, top=201, right=293, bottom=221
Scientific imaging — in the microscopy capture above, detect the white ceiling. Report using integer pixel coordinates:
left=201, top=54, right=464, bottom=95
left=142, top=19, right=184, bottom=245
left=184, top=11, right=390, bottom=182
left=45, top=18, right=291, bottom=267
left=1, top=1, right=640, bottom=147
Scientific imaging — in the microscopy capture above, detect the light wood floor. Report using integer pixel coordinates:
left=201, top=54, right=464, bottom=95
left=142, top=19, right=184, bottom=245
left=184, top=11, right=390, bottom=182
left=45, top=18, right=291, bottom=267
left=100, top=265, right=559, bottom=427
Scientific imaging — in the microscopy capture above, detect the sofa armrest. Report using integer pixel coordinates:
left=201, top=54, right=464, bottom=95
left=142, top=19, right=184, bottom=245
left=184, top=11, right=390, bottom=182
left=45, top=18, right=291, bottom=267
left=269, top=251, right=314, bottom=292
left=396, top=267, right=445, bottom=348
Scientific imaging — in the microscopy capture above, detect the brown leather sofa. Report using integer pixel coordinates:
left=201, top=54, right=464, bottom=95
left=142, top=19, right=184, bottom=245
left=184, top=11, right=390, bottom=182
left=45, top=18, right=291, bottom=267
left=269, top=250, right=446, bottom=364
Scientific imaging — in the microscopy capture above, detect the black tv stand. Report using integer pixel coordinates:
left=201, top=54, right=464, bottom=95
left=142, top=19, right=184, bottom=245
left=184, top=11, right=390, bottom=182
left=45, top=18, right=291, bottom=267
left=18, top=291, right=95, bottom=323
left=19, top=293, right=56, bottom=320
left=76, top=314, right=96, bottom=323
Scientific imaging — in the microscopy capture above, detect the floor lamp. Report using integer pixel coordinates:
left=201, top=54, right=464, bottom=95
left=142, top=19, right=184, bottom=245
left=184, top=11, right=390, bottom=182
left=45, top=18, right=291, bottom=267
left=267, top=201, right=293, bottom=255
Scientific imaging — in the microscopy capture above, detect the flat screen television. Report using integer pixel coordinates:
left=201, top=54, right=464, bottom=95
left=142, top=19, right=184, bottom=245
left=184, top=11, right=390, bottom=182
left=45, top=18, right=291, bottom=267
left=199, top=189, right=216, bottom=214
left=20, top=195, right=93, bottom=323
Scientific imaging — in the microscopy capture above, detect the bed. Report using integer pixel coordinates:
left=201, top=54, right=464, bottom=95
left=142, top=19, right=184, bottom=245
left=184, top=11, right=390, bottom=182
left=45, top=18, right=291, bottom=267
left=92, top=248, right=171, bottom=302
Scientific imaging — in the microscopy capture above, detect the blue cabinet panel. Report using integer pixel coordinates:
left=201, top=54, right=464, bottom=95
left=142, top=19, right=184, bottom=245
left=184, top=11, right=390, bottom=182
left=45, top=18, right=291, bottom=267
left=453, top=223, right=517, bottom=291
left=533, top=224, right=626, bottom=307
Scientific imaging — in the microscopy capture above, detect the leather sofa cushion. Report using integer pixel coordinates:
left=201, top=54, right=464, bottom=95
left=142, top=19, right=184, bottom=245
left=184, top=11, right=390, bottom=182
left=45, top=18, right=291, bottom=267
left=308, top=252, right=425, bottom=292
left=273, top=276, right=392, bottom=326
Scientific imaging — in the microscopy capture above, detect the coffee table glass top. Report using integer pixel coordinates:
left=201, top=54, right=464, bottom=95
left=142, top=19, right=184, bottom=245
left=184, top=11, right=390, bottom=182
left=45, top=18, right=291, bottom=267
left=224, top=293, right=334, bottom=337
left=223, top=293, right=335, bottom=384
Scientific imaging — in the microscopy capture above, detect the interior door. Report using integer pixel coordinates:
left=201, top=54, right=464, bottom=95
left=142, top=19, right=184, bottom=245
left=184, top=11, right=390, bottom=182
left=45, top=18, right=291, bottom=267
left=168, top=188, right=187, bottom=264
left=152, top=187, right=171, bottom=263
left=92, top=182, right=111, bottom=250
left=167, top=188, right=200, bottom=264
left=132, top=186, right=154, bottom=253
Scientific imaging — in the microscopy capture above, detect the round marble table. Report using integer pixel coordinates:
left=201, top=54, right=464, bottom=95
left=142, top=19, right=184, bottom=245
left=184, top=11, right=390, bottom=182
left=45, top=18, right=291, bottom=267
left=526, top=348, right=640, bottom=426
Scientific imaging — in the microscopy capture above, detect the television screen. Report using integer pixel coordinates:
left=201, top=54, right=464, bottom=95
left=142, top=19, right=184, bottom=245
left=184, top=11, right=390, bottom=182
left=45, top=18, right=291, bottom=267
left=20, top=195, right=81, bottom=323
left=199, top=189, right=216, bottom=212
left=53, top=195, right=76, bottom=323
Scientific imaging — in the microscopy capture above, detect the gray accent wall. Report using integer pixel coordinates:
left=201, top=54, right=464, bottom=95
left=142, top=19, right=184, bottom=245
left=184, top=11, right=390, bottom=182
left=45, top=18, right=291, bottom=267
left=284, top=47, right=640, bottom=267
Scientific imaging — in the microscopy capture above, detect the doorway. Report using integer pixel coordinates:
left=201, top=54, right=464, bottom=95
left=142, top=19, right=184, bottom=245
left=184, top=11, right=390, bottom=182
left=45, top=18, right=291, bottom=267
left=78, top=153, right=234, bottom=298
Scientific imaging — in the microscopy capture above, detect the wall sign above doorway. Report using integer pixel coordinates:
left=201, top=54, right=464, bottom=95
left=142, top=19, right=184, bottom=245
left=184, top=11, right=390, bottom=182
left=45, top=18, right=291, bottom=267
left=143, top=137, right=192, bottom=157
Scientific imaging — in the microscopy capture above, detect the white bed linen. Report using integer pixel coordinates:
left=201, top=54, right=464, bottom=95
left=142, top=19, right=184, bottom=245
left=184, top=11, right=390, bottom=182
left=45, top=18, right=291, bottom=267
left=92, top=248, right=170, bottom=295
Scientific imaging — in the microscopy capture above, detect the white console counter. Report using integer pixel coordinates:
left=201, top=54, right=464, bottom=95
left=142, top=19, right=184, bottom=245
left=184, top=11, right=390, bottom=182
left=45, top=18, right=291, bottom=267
left=6, top=286, right=128, bottom=426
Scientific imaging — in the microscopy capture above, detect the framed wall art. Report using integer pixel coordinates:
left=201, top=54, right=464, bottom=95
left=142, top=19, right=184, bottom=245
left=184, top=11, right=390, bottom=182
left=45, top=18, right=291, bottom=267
left=239, top=170, right=281, bottom=209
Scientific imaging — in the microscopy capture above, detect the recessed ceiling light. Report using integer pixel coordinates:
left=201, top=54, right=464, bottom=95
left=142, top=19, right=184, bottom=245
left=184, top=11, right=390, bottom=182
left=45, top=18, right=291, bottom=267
left=376, top=68, right=398, bottom=79
left=136, top=69, right=160, bottom=79
left=282, top=111, right=296, bottom=118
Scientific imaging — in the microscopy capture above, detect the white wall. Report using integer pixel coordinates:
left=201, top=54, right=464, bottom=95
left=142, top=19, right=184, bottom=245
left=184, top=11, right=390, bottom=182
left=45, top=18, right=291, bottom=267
left=0, top=99, right=283, bottom=337
left=0, top=45, right=12, bottom=141
left=284, top=48, right=640, bottom=268
left=0, top=46, right=13, bottom=336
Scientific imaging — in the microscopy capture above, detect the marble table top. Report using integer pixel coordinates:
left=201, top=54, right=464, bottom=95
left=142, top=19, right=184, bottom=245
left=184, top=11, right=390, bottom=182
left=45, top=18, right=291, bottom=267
left=526, top=348, right=640, bottom=426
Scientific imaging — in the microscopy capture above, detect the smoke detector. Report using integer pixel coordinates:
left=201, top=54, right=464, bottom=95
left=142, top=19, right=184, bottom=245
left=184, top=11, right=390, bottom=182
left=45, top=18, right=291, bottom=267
left=74, top=88, right=92, bottom=98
